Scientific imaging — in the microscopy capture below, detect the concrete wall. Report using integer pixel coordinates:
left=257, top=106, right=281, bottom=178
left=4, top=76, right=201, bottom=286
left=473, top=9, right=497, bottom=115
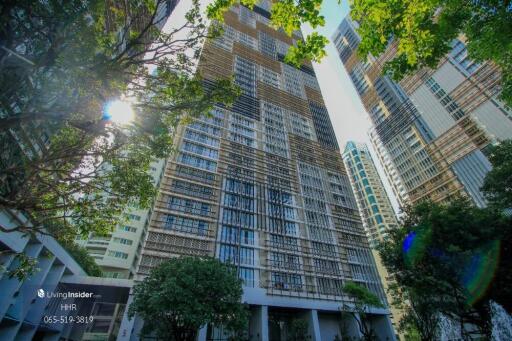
left=471, top=100, right=512, bottom=141
left=410, top=85, right=456, bottom=138
left=432, top=62, right=466, bottom=94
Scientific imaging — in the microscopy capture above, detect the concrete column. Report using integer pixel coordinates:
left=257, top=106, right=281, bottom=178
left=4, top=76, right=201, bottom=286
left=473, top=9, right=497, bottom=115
left=260, top=305, right=269, bottom=341
left=197, top=325, right=208, bottom=341
left=307, top=309, right=322, bottom=341
left=116, top=295, right=135, bottom=341
left=249, top=305, right=269, bottom=341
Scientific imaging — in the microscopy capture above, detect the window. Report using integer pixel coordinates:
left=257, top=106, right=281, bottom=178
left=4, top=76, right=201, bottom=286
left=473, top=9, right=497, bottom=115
left=425, top=77, right=466, bottom=121
left=259, top=66, right=280, bottom=88
left=289, top=111, right=314, bottom=139
left=213, top=24, right=236, bottom=51
left=239, top=5, right=256, bottom=28
left=171, top=180, right=214, bottom=200
left=220, top=226, right=255, bottom=245
left=281, top=63, right=305, bottom=99
left=184, top=129, right=219, bottom=147
left=229, top=122, right=255, bottom=137
left=234, top=56, right=256, bottom=97
left=313, top=258, right=341, bottom=275
left=175, top=165, right=216, bottom=185
left=450, top=39, right=480, bottom=75
left=222, top=208, right=254, bottom=228
left=317, top=278, right=343, bottom=296
left=311, top=242, right=336, bottom=257
left=269, top=234, right=299, bottom=251
left=238, top=32, right=257, bottom=50
left=113, top=237, right=133, bottom=245
left=259, top=32, right=276, bottom=58
left=268, top=218, right=297, bottom=236
left=240, top=267, right=255, bottom=287
left=181, top=141, right=218, bottom=159
left=126, top=214, right=141, bottom=221
left=219, top=244, right=254, bottom=265
left=309, top=226, right=333, bottom=243
left=271, top=272, right=303, bottom=290
left=224, top=178, right=254, bottom=196
left=164, top=214, right=208, bottom=235
left=349, top=64, right=369, bottom=95
left=187, top=121, right=221, bottom=136
left=229, top=132, right=255, bottom=147
left=119, top=226, right=137, bottom=233
left=178, top=153, right=217, bottom=172
left=224, top=193, right=254, bottom=211
left=168, top=197, right=211, bottom=217
left=108, top=251, right=128, bottom=259
left=270, top=252, right=300, bottom=270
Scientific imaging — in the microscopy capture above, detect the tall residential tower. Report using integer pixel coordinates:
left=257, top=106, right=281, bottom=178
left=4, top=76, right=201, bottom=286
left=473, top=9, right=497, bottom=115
left=124, top=3, right=395, bottom=340
left=333, top=17, right=512, bottom=208
left=342, top=142, right=398, bottom=248
left=342, top=141, right=402, bottom=333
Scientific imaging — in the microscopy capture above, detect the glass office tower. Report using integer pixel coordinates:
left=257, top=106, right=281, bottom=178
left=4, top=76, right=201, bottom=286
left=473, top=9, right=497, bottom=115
left=124, top=2, right=395, bottom=340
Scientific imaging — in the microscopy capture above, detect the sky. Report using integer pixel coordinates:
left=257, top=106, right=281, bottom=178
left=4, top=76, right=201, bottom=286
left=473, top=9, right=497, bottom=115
left=303, top=1, right=401, bottom=213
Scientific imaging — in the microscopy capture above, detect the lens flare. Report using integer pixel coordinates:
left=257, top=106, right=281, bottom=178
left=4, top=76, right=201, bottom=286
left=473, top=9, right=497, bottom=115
left=462, top=240, right=500, bottom=306
left=103, top=100, right=134, bottom=125
left=403, top=229, right=430, bottom=267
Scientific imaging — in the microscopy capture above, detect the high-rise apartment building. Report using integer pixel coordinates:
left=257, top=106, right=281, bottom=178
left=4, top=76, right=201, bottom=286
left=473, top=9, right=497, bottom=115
left=333, top=17, right=512, bottom=208
left=123, top=2, right=395, bottom=340
left=342, top=142, right=398, bottom=248
left=342, top=141, right=402, bottom=333
left=368, top=129, right=409, bottom=208
left=75, top=160, right=165, bottom=279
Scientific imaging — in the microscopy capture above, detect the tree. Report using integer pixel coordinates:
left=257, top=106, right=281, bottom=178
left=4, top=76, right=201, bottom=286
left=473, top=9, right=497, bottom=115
left=378, top=198, right=512, bottom=340
left=128, top=257, right=249, bottom=341
left=60, top=240, right=103, bottom=277
left=482, top=140, right=512, bottom=209
left=0, top=0, right=239, bottom=238
left=342, top=281, right=384, bottom=341
left=207, top=0, right=329, bottom=67
left=350, top=0, right=512, bottom=106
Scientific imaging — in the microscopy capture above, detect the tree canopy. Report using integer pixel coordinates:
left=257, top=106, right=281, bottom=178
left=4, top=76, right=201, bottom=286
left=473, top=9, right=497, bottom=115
left=378, top=197, right=512, bottom=340
left=0, top=0, right=239, bottom=239
left=351, top=0, right=512, bottom=106
left=128, top=257, right=248, bottom=341
left=482, top=140, right=512, bottom=209
left=60, top=240, right=103, bottom=277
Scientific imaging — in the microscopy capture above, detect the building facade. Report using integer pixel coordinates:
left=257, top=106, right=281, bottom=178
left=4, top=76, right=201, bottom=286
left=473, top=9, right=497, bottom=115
left=75, top=160, right=165, bottom=280
left=342, top=141, right=402, bottom=333
left=333, top=17, right=512, bottom=208
left=368, top=129, right=409, bottom=209
left=121, top=2, right=395, bottom=340
left=0, top=210, right=132, bottom=341
left=342, top=142, right=398, bottom=248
